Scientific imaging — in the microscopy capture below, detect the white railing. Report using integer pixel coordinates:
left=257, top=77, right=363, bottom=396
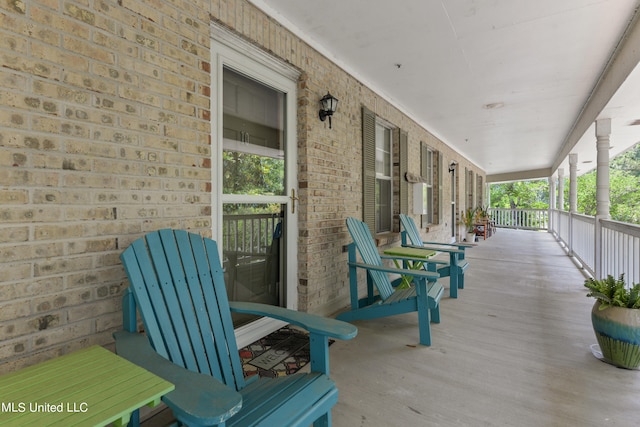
left=492, top=208, right=640, bottom=283
left=570, top=214, right=595, bottom=277
left=489, top=208, right=548, bottom=230
left=601, top=219, right=640, bottom=284
left=557, top=211, right=570, bottom=246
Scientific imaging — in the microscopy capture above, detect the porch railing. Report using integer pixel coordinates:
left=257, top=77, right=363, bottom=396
left=600, top=219, right=640, bottom=284
left=222, top=213, right=281, bottom=258
left=490, top=208, right=548, bottom=230
left=490, top=208, right=640, bottom=284
left=569, top=213, right=595, bottom=278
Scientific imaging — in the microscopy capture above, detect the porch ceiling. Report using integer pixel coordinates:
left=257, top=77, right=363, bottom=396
left=250, top=0, right=640, bottom=181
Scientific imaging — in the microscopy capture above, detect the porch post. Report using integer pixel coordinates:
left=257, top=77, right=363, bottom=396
left=557, top=168, right=564, bottom=211
left=557, top=168, right=564, bottom=242
left=595, top=118, right=611, bottom=279
left=548, top=175, right=556, bottom=234
left=569, top=153, right=578, bottom=213
left=568, top=153, right=578, bottom=256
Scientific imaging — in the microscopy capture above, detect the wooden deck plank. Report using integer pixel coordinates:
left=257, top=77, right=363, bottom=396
left=142, top=229, right=640, bottom=426
left=330, top=229, right=640, bottom=426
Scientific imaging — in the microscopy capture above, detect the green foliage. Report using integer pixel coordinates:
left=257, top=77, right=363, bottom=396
left=223, top=151, right=284, bottom=196
left=576, top=143, right=640, bottom=223
left=489, top=143, right=640, bottom=225
left=461, top=207, right=477, bottom=232
left=489, top=180, right=549, bottom=209
left=584, top=274, right=640, bottom=310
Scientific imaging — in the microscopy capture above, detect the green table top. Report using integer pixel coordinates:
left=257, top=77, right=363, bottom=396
left=0, top=345, right=174, bottom=427
left=383, top=246, right=435, bottom=258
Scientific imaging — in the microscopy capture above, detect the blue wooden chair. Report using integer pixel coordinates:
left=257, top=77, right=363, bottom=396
left=336, top=217, right=444, bottom=346
left=399, top=213, right=471, bottom=298
left=113, top=229, right=357, bottom=427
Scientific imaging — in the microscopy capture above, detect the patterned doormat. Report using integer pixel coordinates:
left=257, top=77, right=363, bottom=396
left=239, top=326, right=311, bottom=378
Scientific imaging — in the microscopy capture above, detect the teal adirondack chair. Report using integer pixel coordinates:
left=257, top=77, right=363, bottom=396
left=337, top=217, right=444, bottom=346
left=399, top=213, right=471, bottom=298
left=113, top=229, right=357, bottom=427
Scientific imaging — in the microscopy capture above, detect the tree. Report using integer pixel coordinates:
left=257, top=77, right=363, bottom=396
left=490, top=180, right=549, bottom=209
left=489, top=142, right=640, bottom=225
left=576, top=143, right=640, bottom=223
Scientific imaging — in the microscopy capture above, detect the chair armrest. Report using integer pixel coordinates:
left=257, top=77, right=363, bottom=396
left=348, top=261, right=440, bottom=280
left=229, top=302, right=357, bottom=341
left=113, top=330, right=242, bottom=426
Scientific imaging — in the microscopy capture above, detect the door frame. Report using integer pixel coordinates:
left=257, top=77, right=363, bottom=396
left=210, top=24, right=300, bottom=348
left=451, top=164, right=457, bottom=241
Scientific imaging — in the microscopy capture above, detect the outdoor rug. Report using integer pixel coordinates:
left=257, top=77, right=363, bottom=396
left=239, top=326, right=313, bottom=378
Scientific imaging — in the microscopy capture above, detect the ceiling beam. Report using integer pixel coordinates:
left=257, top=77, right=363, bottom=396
left=551, top=6, right=640, bottom=174
left=486, top=168, right=552, bottom=184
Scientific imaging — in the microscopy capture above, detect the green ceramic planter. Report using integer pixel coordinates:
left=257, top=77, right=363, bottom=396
left=591, top=301, right=640, bottom=369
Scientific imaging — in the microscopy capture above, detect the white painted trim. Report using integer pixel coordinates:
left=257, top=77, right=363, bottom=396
left=210, top=24, right=300, bottom=345
left=210, top=23, right=300, bottom=81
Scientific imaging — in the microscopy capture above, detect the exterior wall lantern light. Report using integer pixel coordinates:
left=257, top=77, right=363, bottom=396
left=448, top=161, right=458, bottom=173
left=319, top=92, right=339, bottom=128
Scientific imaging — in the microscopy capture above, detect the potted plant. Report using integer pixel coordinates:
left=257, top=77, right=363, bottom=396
left=461, top=207, right=477, bottom=243
left=477, top=205, right=489, bottom=221
left=584, top=274, right=640, bottom=369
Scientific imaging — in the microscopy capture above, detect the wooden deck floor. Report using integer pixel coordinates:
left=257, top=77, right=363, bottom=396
left=141, top=228, right=640, bottom=426
left=329, top=228, right=640, bottom=426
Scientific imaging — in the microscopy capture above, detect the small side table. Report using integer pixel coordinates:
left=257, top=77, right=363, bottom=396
left=383, top=246, right=436, bottom=288
left=0, top=345, right=174, bottom=426
left=383, top=246, right=436, bottom=260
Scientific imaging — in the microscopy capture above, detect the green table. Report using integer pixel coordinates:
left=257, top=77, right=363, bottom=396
left=383, top=246, right=435, bottom=259
left=0, top=345, right=174, bottom=427
left=383, top=246, right=436, bottom=288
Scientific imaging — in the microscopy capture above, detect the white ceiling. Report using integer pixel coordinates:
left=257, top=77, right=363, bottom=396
left=250, top=0, right=640, bottom=181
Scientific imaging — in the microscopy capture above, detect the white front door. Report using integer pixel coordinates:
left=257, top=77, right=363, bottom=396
left=211, top=31, right=299, bottom=348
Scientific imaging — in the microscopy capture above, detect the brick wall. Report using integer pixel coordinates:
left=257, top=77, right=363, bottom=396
left=0, top=0, right=484, bottom=371
left=0, top=0, right=212, bottom=373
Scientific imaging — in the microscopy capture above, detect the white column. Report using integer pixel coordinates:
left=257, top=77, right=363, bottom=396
left=569, top=153, right=578, bottom=213
left=549, top=176, right=556, bottom=210
left=548, top=175, right=556, bottom=234
left=557, top=168, right=565, bottom=211
left=595, top=118, right=611, bottom=279
left=568, top=154, right=578, bottom=256
left=595, top=119, right=611, bottom=219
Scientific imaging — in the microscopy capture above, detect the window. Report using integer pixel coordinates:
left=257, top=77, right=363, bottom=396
left=363, top=107, right=407, bottom=235
left=421, top=144, right=434, bottom=224
left=375, top=122, right=393, bottom=233
left=420, top=143, right=442, bottom=225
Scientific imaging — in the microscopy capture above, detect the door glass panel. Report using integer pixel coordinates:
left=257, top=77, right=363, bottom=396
left=223, top=203, right=284, bottom=328
left=223, top=67, right=285, bottom=196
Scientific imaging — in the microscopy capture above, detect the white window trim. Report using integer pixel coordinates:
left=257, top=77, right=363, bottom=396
left=375, top=119, right=393, bottom=233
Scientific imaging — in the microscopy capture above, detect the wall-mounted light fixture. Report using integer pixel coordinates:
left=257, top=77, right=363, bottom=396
left=448, top=161, right=458, bottom=173
left=319, top=92, right=339, bottom=129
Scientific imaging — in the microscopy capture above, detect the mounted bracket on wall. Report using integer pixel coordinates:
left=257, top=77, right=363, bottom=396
left=405, top=172, right=427, bottom=183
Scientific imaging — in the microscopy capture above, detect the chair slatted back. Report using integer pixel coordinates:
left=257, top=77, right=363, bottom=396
left=120, top=229, right=247, bottom=391
left=346, top=217, right=395, bottom=300
left=399, top=214, right=424, bottom=246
